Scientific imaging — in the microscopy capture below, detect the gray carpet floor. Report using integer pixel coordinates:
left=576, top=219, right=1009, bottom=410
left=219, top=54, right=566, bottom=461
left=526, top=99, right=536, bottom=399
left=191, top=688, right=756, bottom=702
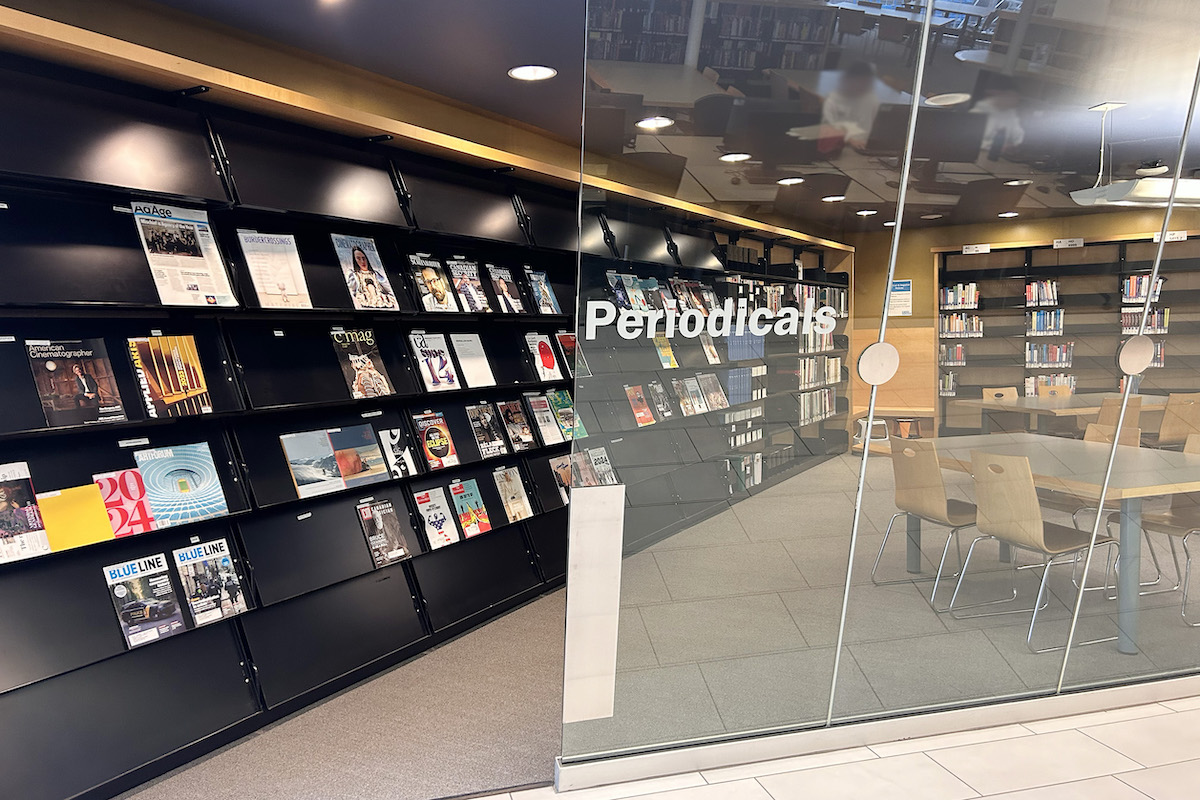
left=117, top=589, right=566, bottom=800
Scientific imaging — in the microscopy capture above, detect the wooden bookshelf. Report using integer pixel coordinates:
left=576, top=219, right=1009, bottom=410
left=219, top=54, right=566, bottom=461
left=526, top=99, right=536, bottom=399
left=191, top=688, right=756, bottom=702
left=700, top=1, right=838, bottom=73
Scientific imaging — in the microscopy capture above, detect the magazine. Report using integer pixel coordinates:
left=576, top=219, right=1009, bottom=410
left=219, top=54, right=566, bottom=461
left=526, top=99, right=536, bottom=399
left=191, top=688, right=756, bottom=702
left=547, top=389, right=583, bottom=440
left=412, top=411, right=460, bottom=470
left=408, top=331, right=459, bottom=392
left=330, top=328, right=394, bottom=399
left=700, top=333, right=722, bottom=365
left=497, top=400, right=537, bottom=452
left=623, top=275, right=649, bottom=312
left=236, top=230, right=312, bottom=309
left=104, top=553, right=187, bottom=648
left=132, top=204, right=236, bottom=307
left=524, top=267, right=562, bottom=314
left=525, top=332, right=563, bottom=381
left=549, top=454, right=573, bottom=505
left=493, top=466, right=533, bottom=523
left=586, top=447, right=619, bottom=485
left=487, top=264, right=526, bottom=313
left=172, top=538, right=249, bottom=626
left=333, top=234, right=400, bottom=310
left=92, top=468, right=156, bottom=538
left=447, top=257, right=492, bottom=312
left=697, top=372, right=731, bottom=410
left=378, top=427, right=419, bottom=478
left=653, top=334, right=679, bottom=369
left=525, top=394, right=564, bottom=445
left=606, top=272, right=632, bottom=310
left=449, top=332, right=496, bottom=388
left=681, top=377, right=711, bottom=414
left=671, top=378, right=698, bottom=416
left=554, top=332, right=582, bottom=378
left=625, top=385, right=656, bottom=427
left=36, top=484, right=113, bottom=552
left=449, top=479, right=492, bottom=537
left=26, top=338, right=127, bottom=427
left=410, top=253, right=460, bottom=312
left=647, top=380, right=675, bottom=420
left=356, top=499, right=416, bottom=567
left=466, top=402, right=508, bottom=459
left=0, top=461, right=50, bottom=564
left=133, top=442, right=229, bottom=527
left=127, top=334, right=212, bottom=417
left=570, top=451, right=601, bottom=488
left=413, top=486, right=460, bottom=549
left=279, top=424, right=388, bottom=499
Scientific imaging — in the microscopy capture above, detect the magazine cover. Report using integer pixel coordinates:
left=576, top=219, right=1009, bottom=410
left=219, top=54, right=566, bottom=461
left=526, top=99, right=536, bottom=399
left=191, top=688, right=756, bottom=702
left=639, top=277, right=666, bottom=310
left=606, top=272, right=632, bottom=310
left=447, top=257, right=492, bottom=312
left=466, top=402, right=508, bottom=459
left=328, top=425, right=389, bottom=489
left=625, top=385, right=656, bottom=427
left=132, top=443, right=229, bottom=528
left=378, top=427, right=419, bottom=479
left=525, top=394, right=564, bottom=445
left=524, top=267, right=562, bottom=314
left=0, top=461, right=50, bottom=564
left=413, top=486, right=461, bottom=549
left=586, top=447, right=619, bottom=485
left=236, top=230, right=312, bottom=309
left=671, top=378, right=698, bottom=416
left=449, top=332, right=496, bottom=388
left=682, top=376, right=711, bottom=414
left=493, top=466, right=533, bottom=523
left=547, top=389, right=584, bottom=440
left=37, top=484, right=113, bottom=552
left=487, top=264, right=526, bottom=313
left=92, top=468, right=156, bottom=538
left=132, top=204, right=236, bottom=307
left=26, top=338, right=127, bottom=427
left=127, top=334, right=212, bottom=418
left=412, top=411, right=459, bottom=469
left=279, top=425, right=387, bottom=498
left=570, top=451, right=601, bottom=488
left=697, top=372, right=731, bottom=410
left=356, top=499, right=416, bottom=567
left=554, top=332, right=585, bottom=378
left=647, top=380, right=675, bottom=420
left=332, top=233, right=400, bottom=311
left=409, top=253, right=460, bottom=312
left=408, top=331, right=459, bottom=392
left=172, top=538, right=249, bottom=626
left=549, top=454, right=573, bottom=505
left=653, top=334, right=679, bottom=369
left=330, top=328, right=394, bottom=399
left=700, top=333, right=722, bottom=365
left=450, top=479, right=492, bottom=537
left=497, top=400, right=537, bottom=452
left=623, top=275, right=649, bottom=312
left=524, top=332, right=563, bottom=381
left=104, top=553, right=187, bottom=648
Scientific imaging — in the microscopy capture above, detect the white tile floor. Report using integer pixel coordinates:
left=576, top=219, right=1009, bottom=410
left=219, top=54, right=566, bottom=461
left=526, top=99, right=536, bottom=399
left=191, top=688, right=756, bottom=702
left=497, top=697, right=1200, bottom=799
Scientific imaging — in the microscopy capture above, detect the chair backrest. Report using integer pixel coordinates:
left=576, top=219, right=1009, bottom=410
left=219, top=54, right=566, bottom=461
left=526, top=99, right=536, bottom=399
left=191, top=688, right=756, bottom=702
left=692, top=93, right=736, bottom=136
left=838, top=7, right=868, bottom=32
left=878, top=15, right=910, bottom=42
left=891, top=440, right=952, bottom=523
left=1168, top=434, right=1200, bottom=512
left=608, top=152, right=688, bottom=196
left=1084, top=423, right=1141, bottom=448
left=702, top=66, right=720, bottom=83
left=858, top=0, right=884, bottom=7
left=983, top=386, right=1018, bottom=402
left=1097, top=395, right=1142, bottom=428
left=1158, top=392, right=1200, bottom=446
left=1036, top=385, right=1068, bottom=399
left=971, top=450, right=1046, bottom=550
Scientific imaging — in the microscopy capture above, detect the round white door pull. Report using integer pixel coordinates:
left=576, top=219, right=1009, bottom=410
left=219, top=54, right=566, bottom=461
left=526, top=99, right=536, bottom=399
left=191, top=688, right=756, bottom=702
left=858, top=342, right=900, bottom=386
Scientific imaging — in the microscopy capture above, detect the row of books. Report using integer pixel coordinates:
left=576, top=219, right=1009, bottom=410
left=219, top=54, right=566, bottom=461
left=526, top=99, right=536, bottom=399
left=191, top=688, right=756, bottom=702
left=798, top=387, right=837, bottom=426
left=939, top=313, right=984, bottom=338
left=722, top=276, right=788, bottom=314
left=940, top=282, right=979, bottom=310
left=726, top=365, right=768, bottom=405
left=1026, top=342, right=1074, bottom=368
left=798, top=284, right=849, bottom=317
left=1027, top=280, right=1059, bottom=307
left=1122, top=275, right=1163, bottom=303
left=732, top=452, right=764, bottom=492
left=726, top=328, right=766, bottom=361
left=940, top=373, right=957, bottom=397
left=1026, top=309, right=1064, bottom=335
left=795, top=355, right=842, bottom=389
left=1121, top=307, right=1170, bottom=334
left=1024, top=373, right=1076, bottom=396
left=800, top=329, right=836, bottom=353
left=939, top=343, right=966, bottom=366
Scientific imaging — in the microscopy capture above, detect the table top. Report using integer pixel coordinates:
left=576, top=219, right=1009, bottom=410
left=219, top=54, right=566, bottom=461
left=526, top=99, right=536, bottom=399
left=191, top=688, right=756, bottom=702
left=768, top=69, right=913, bottom=105
left=953, top=392, right=1170, bottom=417
left=953, top=49, right=1077, bottom=83
left=586, top=62, right=721, bottom=109
left=829, top=2, right=952, bottom=24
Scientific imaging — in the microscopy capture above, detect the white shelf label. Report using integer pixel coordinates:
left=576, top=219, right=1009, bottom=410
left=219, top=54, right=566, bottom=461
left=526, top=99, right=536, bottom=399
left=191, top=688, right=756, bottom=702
left=1153, top=230, right=1188, bottom=242
left=962, top=243, right=991, bottom=255
left=118, top=437, right=151, bottom=448
left=361, top=410, right=383, bottom=419
left=1053, top=238, right=1084, bottom=249
left=297, top=512, right=312, bottom=521
left=0, top=335, right=14, bottom=343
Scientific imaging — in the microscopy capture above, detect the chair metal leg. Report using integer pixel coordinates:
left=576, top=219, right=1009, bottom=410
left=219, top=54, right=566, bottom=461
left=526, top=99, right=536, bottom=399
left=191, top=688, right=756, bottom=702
left=872, top=513, right=969, bottom=589
left=928, top=526, right=965, bottom=613
left=1029, top=543, right=1120, bottom=654
left=1102, top=514, right=1173, bottom=595
left=1181, top=533, right=1200, bottom=627
left=949, top=535, right=1022, bottom=618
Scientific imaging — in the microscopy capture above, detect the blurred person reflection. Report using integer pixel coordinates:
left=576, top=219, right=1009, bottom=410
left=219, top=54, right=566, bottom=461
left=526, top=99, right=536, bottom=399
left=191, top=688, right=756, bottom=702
left=971, top=76, right=1025, bottom=158
left=822, top=61, right=881, bottom=150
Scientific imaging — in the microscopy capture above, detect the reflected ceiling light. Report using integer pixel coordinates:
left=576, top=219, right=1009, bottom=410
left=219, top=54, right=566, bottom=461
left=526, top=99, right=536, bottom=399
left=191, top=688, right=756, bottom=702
left=636, top=115, right=674, bottom=130
left=507, top=65, right=557, bottom=81
left=926, top=92, right=972, bottom=107
left=920, top=213, right=944, bottom=220
left=1072, top=177, right=1200, bottom=207
left=821, top=194, right=846, bottom=203
left=776, top=176, right=805, bottom=185
left=855, top=209, right=878, bottom=216
left=1003, top=179, right=1033, bottom=186
left=1088, top=101, right=1127, bottom=112
left=998, top=211, right=1020, bottom=218
left=883, top=221, right=897, bottom=227
left=719, top=152, right=752, bottom=163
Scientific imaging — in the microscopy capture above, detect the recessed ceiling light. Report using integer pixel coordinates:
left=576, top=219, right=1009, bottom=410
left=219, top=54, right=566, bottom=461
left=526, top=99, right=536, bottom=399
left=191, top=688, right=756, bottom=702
left=636, top=115, right=674, bottom=130
left=1003, top=179, right=1033, bottom=186
left=883, top=221, right=897, bottom=227
left=777, top=176, right=805, bottom=185
left=998, top=211, right=1020, bottom=218
left=856, top=209, right=878, bottom=216
left=926, top=92, right=972, bottom=107
left=1089, top=101, right=1127, bottom=112
left=507, top=65, right=557, bottom=81
left=821, top=194, right=846, bottom=203
left=719, top=152, right=752, bottom=163
left=920, top=213, right=944, bottom=220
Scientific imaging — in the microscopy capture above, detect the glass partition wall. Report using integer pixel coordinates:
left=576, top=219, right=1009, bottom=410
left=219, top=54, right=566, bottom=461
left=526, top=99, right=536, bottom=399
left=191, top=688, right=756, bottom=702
left=565, top=0, right=1200, bottom=765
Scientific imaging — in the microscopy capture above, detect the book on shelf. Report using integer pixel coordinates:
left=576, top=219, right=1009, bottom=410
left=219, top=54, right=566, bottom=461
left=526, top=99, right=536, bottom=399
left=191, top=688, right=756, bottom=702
left=104, top=552, right=187, bottom=649
left=1121, top=306, right=1169, bottom=334
left=236, top=230, right=312, bottom=309
left=133, top=442, right=230, bottom=527
left=800, top=329, right=835, bottom=352
left=1122, top=275, right=1163, bottom=303
left=356, top=499, right=416, bottom=567
left=92, top=468, right=156, bottom=538
left=940, top=372, right=957, bottom=397
left=798, top=387, right=836, bottom=425
left=0, top=461, right=50, bottom=563
left=525, top=332, right=564, bottom=381
left=466, top=401, right=509, bottom=459
left=524, top=267, right=562, bottom=314
left=446, top=256, right=492, bottom=313
left=493, top=466, right=533, bottom=523
left=412, top=486, right=461, bottom=549
left=1024, top=373, right=1076, bottom=397
left=449, top=478, right=492, bottom=537
left=279, top=426, right=388, bottom=499
left=549, top=454, right=572, bottom=505
left=448, top=332, right=497, bottom=388
left=1026, top=309, right=1064, bottom=335
left=172, top=538, right=249, bottom=626
left=378, top=427, right=419, bottom=479
left=939, top=313, right=984, bottom=338
left=411, top=411, right=460, bottom=470
left=940, top=282, right=980, bottom=310
left=331, top=328, right=394, bottom=400
left=1026, top=341, right=1074, bottom=368
left=625, top=385, right=656, bottom=427
left=408, top=331, right=460, bottom=392
left=486, top=265, right=527, bottom=313
left=497, top=400, right=537, bottom=452
left=938, top=343, right=966, bottom=366
left=409, top=253, right=460, bottom=313
left=133, top=204, right=236, bottom=307
left=525, top=393, right=565, bottom=445
left=332, top=234, right=401, bottom=311
left=1026, top=280, right=1059, bottom=307
left=26, top=338, right=127, bottom=427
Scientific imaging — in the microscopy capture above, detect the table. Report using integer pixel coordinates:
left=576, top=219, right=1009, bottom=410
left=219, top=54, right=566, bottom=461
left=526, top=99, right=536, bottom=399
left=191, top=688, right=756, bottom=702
left=586, top=61, right=721, bottom=109
left=767, top=68, right=913, bottom=106
left=884, top=431, right=1200, bottom=654
left=953, top=392, right=1169, bottom=434
left=954, top=49, right=1077, bottom=84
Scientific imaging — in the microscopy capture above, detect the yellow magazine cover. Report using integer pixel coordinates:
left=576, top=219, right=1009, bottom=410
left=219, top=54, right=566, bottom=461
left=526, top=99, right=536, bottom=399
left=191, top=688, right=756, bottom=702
left=38, top=483, right=114, bottom=552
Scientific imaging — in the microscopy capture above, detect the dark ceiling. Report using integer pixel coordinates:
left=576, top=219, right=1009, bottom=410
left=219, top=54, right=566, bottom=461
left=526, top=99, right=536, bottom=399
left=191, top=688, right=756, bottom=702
left=149, top=0, right=586, bottom=142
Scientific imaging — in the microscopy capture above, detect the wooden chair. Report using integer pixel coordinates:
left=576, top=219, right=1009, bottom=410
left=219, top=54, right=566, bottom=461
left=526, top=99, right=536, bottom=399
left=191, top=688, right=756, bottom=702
left=1084, top=422, right=1141, bottom=448
left=701, top=67, right=720, bottom=83
left=872, top=440, right=976, bottom=611
left=1143, top=392, right=1200, bottom=449
left=981, top=386, right=1024, bottom=433
left=691, top=93, right=736, bottom=136
left=950, top=450, right=1117, bottom=652
left=836, top=7, right=870, bottom=44
left=1097, top=395, right=1143, bottom=429
left=874, top=15, right=912, bottom=58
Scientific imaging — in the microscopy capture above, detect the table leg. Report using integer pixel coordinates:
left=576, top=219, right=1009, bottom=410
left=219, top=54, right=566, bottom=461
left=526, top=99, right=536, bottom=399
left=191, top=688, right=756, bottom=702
left=981, top=411, right=991, bottom=434
left=906, top=514, right=922, bottom=574
left=999, top=542, right=1012, bottom=563
left=1035, top=414, right=1047, bottom=434
left=1117, top=497, right=1142, bottom=655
